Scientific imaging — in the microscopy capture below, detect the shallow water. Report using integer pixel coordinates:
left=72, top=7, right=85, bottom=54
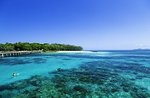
left=0, top=50, right=150, bottom=98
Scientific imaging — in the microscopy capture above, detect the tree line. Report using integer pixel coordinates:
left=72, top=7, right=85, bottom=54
left=0, top=42, right=83, bottom=51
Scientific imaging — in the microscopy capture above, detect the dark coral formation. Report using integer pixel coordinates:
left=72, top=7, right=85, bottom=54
left=32, top=58, right=47, bottom=64
left=0, top=58, right=32, bottom=66
left=0, top=57, right=47, bottom=66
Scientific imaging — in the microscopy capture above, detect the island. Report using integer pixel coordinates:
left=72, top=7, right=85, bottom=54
left=0, top=42, right=83, bottom=57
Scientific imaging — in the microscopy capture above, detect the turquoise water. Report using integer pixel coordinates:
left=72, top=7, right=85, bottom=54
left=0, top=50, right=150, bottom=98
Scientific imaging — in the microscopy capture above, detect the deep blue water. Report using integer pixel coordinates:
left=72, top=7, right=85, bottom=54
left=0, top=50, right=150, bottom=98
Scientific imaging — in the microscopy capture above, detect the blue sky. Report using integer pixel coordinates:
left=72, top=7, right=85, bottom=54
left=0, top=0, right=150, bottom=50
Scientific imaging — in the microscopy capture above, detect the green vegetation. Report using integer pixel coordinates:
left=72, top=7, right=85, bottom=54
left=0, top=42, right=83, bottom=51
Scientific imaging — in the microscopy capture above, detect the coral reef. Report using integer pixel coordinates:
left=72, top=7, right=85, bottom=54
left=0, top=61, right=150, bottom=98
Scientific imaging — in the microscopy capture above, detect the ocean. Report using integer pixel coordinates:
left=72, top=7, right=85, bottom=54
left=0, top=50, right=150, bottom=98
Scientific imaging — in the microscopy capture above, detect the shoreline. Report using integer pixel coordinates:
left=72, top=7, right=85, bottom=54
left=0, top=50, right=86, bottom=57
left=56, top=51, right=92, bottom=53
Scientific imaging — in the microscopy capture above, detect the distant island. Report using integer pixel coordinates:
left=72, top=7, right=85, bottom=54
left=0, top=42, right=83, bottom=52
left=133, top=49, right=150, bottom=51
